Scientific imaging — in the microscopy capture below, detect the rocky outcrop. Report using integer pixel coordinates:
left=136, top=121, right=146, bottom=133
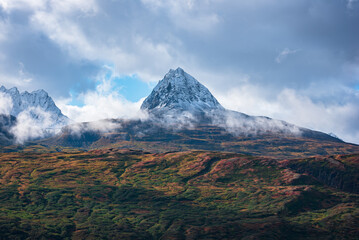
left=0, top=114, right=16, bottom=145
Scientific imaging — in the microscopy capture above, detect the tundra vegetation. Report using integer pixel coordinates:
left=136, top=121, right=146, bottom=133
left=0, top=146, right=358, bottom=239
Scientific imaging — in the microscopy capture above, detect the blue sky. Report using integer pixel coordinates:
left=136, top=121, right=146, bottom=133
left=0, top=0, right=358, bottom=143
left=68, top=68, right=153, bottom=105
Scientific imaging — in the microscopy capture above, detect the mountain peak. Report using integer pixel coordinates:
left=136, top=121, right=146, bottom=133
left=141, top=68, right=224, bottom=113
left=8, top=87, right=20, bottom=95
left=0, top=85, right=69, bottom=127
left=166, top=67, right=185, bottom=76
left=31, top=89, right=48, bottom=96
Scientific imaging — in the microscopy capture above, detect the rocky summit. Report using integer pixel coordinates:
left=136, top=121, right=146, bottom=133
left=0, top=86, right=69, bottom=127
left=141, top=67, right=224, bottom=116
left=138, top=68, right=341, bottom=141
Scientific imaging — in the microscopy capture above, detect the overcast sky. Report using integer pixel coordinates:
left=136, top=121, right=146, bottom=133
left=0, top=0, right=358, bottom=143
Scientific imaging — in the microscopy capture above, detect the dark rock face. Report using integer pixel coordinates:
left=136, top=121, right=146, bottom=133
left=0, top=114, right=16, bottom=145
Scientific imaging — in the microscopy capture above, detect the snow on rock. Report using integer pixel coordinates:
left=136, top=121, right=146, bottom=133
left=0, top=86, right=70, bottom=129
left=141, top=67, right=224, bottom=114
left=140, top=67, right=305, bottom=136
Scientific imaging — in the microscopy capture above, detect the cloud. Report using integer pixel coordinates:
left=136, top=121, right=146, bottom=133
left=347, top=0, right=358, bottom=9
left=25, top=0, right=180, bottom=85
left=58, top=94, right=146, bottom=123
left=10, top=107, right=59, bottom=144
left=65, top=119, right=122, bottom=137
left=17, top=62, right=33, bottom=83
left=0, top=92, right=13, bottom=115
left=216, top=84, right=359, bottom=144
left=1, top=0, right=357, bottom=92
left=0, top=0, right=46, bottom=11
left=0, top=86, right=69, bottom=144
left=219, top=111, right=302, bottom=137
left=275, top=48, right=300, bottom=63
left=29, top=3, right=97, bottom=60
left=57, top=66, right=148, bottom=123
left=141, top=0, right=220, bottom=31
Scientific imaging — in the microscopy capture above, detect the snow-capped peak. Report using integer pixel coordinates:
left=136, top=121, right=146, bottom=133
left=0, top=85, right=69, bottom=127
left=141, top=67, right=224, bottom=113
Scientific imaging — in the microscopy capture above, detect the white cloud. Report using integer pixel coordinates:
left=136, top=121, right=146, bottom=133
left=110, top=36, right=177, bottom=82
left=0, top=62, right=34, bottom=88
left=58, top=94, right=146, bottom=123
left=57, top=67, right=148, bottom=123
left=0, top=0, right=96, bottom=13
left=18, top=62, right=33, bottom=83
left=10, top=107, right=58, bottom=143
left=23, top=1, right=179, bottom=83
left=141, top=0, right=220, bottom=32
left=0, top=88, right=68, bottom=144
left=66, top=119, right=122, bottom=137
left=275, top=48, right=300, bottom=63
left=1, top=0, right=99, bottom=62
left=0, top=92, right=13, bottom=115
left=0, top=72, right=33, bottom=89
left=0, top=0, right=46, bottom=12
left=216, top=85, right=359, bottom=144
left=30, top=8, right=97, bottom=60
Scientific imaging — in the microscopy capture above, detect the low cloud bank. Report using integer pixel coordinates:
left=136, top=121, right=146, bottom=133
left=216, top=84, right=359, bottom=144
left=10, top=107, right=60, bottom=143
left=142, top=107, right=302, bottom=138
left=212, top=111, right=302, bottom=137
left=146, top=109, right=197, bottom=130
left=65, top=119, right=122, bottom=137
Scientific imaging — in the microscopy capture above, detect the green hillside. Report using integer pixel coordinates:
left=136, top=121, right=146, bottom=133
left=1, top=148, right=358, bottom=239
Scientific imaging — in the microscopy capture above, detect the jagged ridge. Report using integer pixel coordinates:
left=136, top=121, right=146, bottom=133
left=0, top=86, right=69, bottom=127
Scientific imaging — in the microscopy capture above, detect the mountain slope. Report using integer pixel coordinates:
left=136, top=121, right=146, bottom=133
left=0, top=149, right=358, bottom=239
left=0, top=86, right=69, bottom=127
left=34, top=118, right=358, bottom=159
left=0, top=114, right=16, bottom=145
left=141, top=67, right=224, bottom=115
left=140, top=68, right=341, bottom=141
left=0, top=86, right=71, bottom=145
left=34, top=67, right=356, bottom=158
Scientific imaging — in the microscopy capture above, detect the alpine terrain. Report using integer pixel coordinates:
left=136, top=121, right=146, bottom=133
left=0, top=86, right=69, bottom=126
left=37, top=68, right=359, bottom=159
left=141, top=67, right=224, bottom=116
left=0, top=68, right=359, bottom=239
left=0, top=86, right=70, bottom=145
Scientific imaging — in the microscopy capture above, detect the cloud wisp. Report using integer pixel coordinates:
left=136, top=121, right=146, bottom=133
left=0, top=92, right=13, bottom=115
left=211, top=110, right=302, bottom=137
left=275, top=48, right=300, bottom=63
left=216, top=84, right=359, bottom=144
left=10, top=107, right=58, bottom=144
